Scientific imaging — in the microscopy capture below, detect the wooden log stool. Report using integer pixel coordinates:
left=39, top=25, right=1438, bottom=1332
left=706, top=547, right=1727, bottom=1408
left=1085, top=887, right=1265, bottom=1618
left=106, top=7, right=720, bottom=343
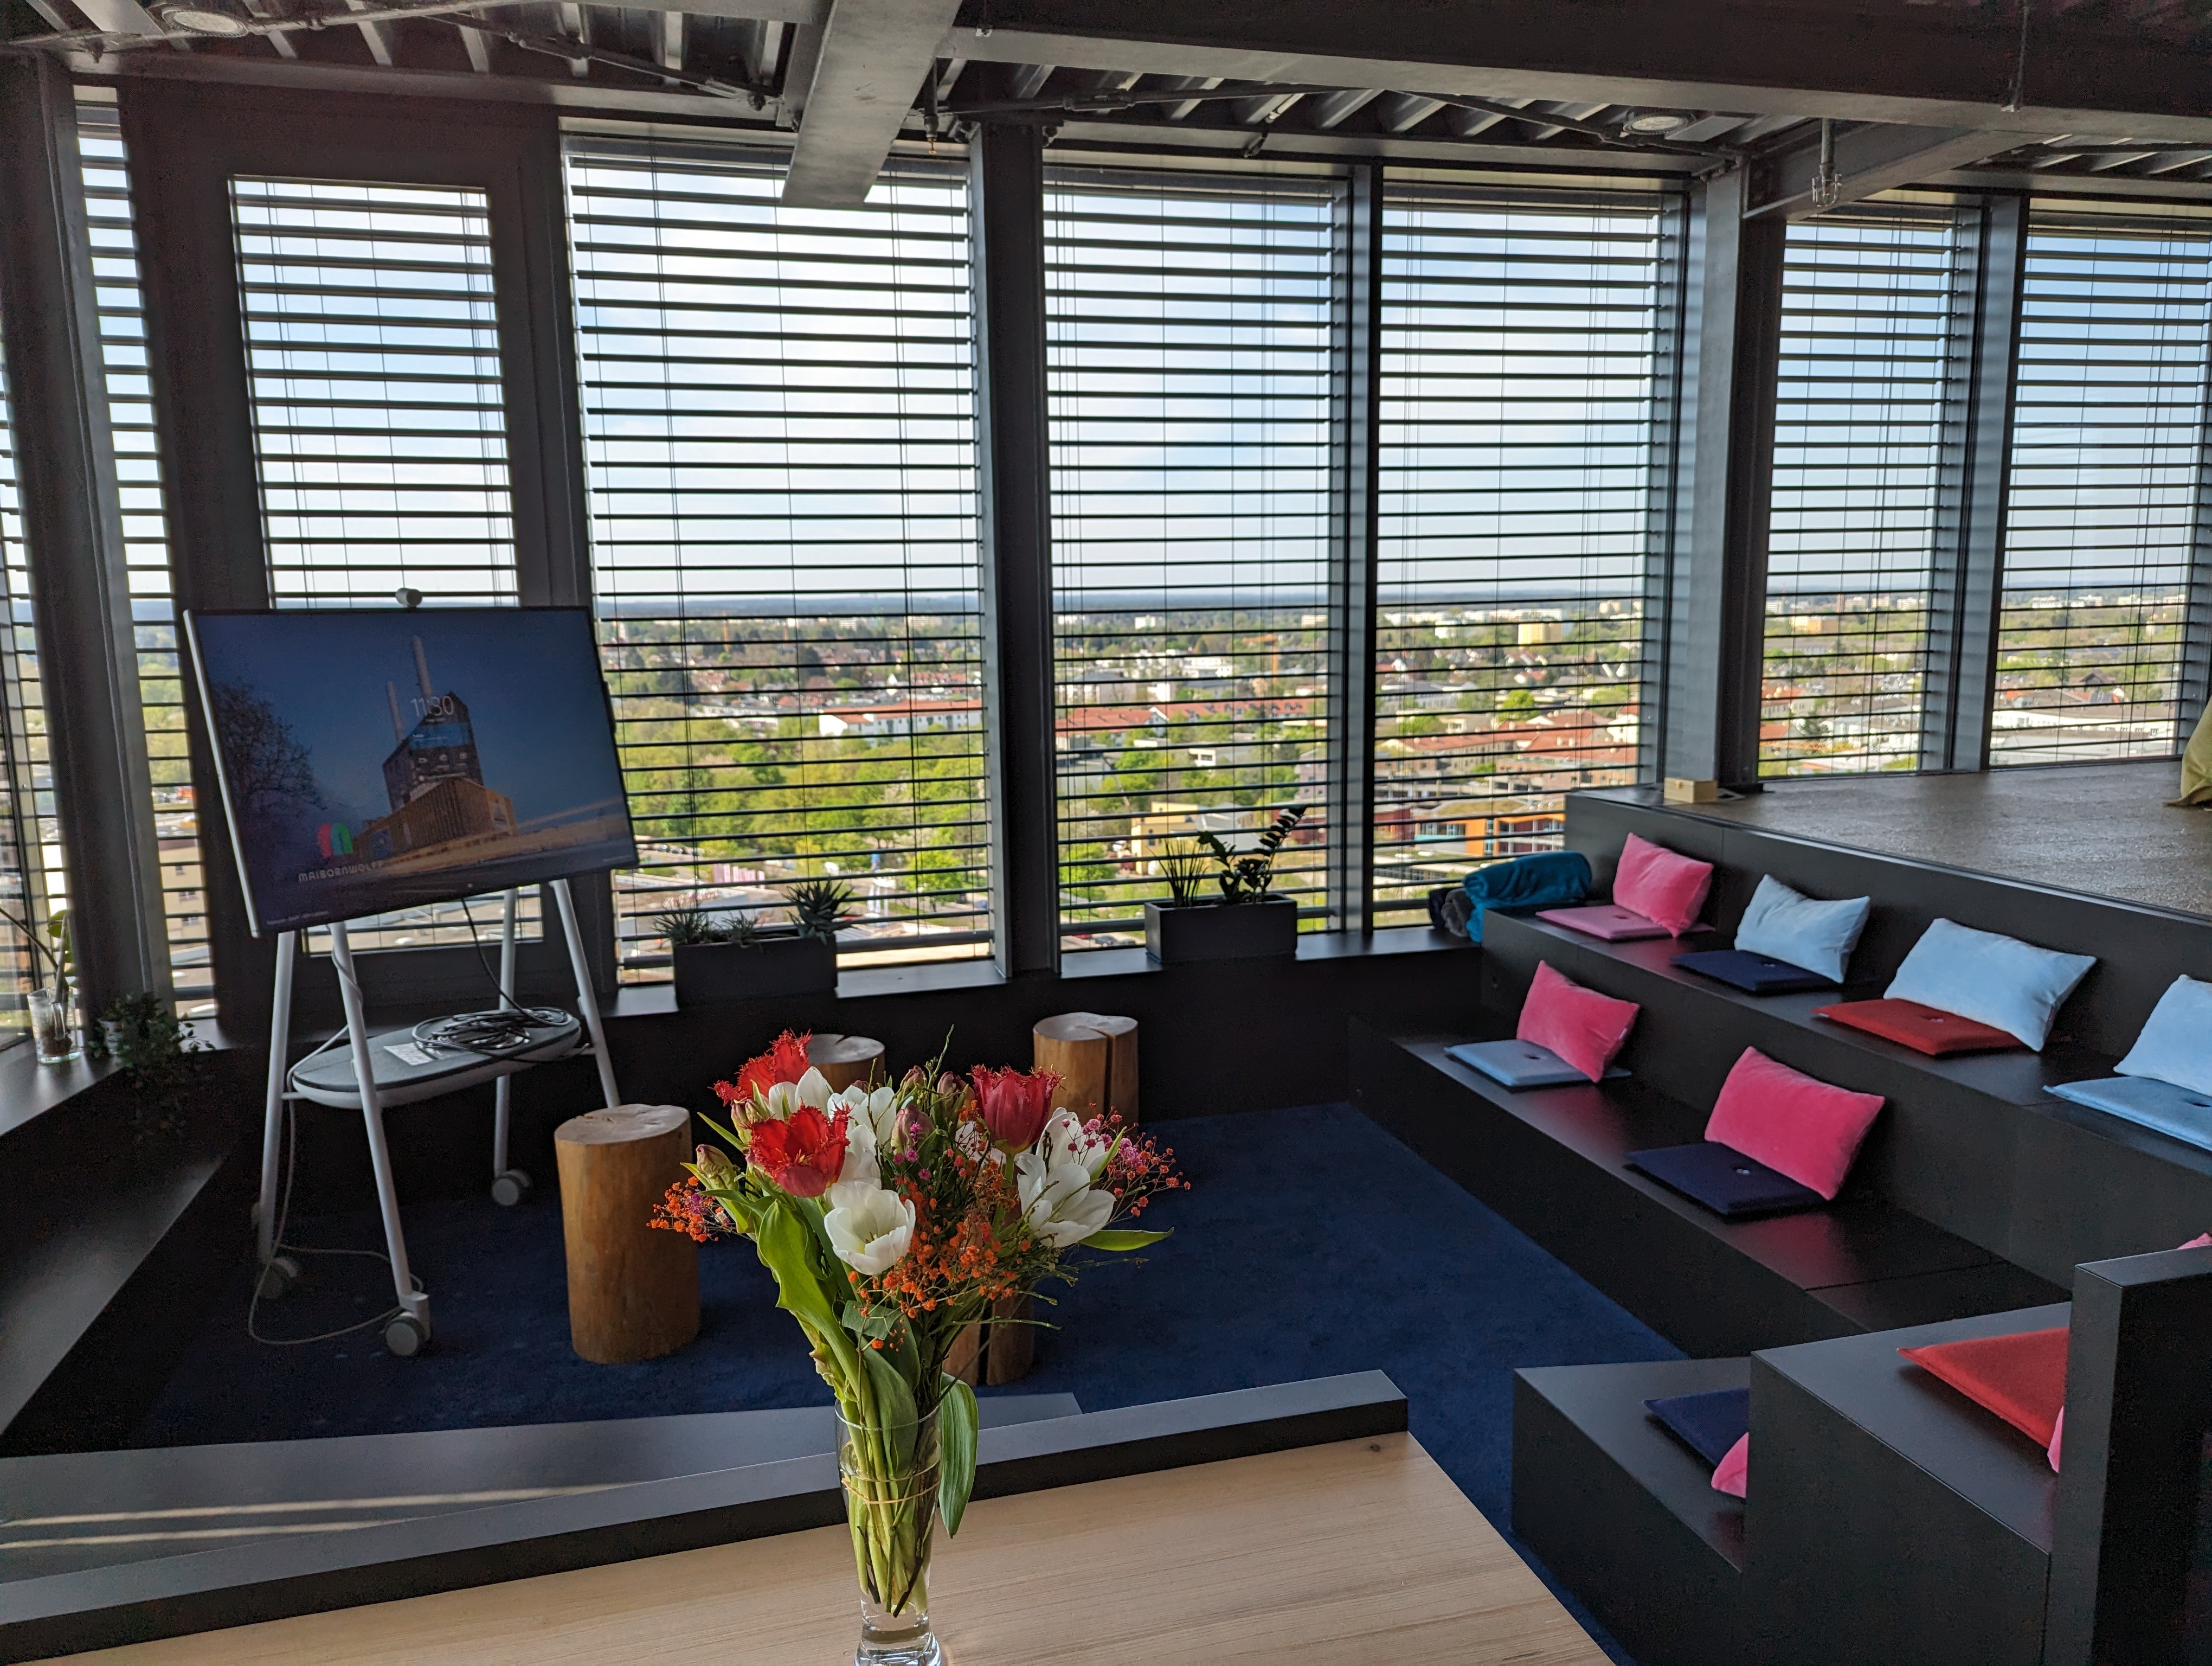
left=1032, top=1011, right=1140, bottom=1125
left=554, top=1104, right=699, bottom=1364
left=807, top=1033, right=885, bottom=1094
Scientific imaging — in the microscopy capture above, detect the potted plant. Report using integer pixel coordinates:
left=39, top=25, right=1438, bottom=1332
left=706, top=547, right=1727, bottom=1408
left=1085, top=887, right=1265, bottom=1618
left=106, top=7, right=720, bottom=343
left=664, top=878, right=855, bottom=1006
left=1143, top=806, right=1305, bottom=964
left=0, top=901, right=78, bottom=1062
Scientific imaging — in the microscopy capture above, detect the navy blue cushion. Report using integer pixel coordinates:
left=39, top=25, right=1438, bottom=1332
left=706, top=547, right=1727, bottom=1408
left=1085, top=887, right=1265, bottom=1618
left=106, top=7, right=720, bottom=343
left=1628, top=1141, right=1828, bottom=1219
left=1445, top=1039, right=1629, bottom=1090
left=1671, top=947, right=1835, bottom=995
left=1644, top=1387, right=1751, bottom=1468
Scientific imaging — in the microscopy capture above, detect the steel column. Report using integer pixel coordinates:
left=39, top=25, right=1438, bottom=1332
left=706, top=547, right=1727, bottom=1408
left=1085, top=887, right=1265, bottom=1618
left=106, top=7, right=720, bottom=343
left=969, top=108, right=1060, bottom=977
left=1660, top=166, right=1786, bottom=790
left=0, top=57, right=169, bottom=1013
left=1324, top=163, right=1381, bottom=932
left=1925, top=193, right=2027, bottom=772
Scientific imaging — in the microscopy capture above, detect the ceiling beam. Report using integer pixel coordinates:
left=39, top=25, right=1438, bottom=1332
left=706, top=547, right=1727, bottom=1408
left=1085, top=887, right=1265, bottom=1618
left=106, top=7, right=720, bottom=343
left=1747, top=122, right=2039, bottom=218
left=69, top=0, right=164, bottom=38
left=783, top=0, right=964, bottom=206
left=937, top=0, right=2212, bottom=143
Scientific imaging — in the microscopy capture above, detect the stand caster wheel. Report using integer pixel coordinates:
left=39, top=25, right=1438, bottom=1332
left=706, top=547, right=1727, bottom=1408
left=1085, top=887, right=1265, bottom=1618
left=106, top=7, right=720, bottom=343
left=256, top=1255, right=303, bottom=1300
left=490, top=1168, right=532, bottom=1207
left=383, top=1312, right=432, bottom=1357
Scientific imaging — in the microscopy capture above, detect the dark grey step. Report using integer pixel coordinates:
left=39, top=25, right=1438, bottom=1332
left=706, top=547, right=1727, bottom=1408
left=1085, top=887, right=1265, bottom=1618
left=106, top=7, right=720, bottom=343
left=1514, top=1357, right=1747, bottom=1666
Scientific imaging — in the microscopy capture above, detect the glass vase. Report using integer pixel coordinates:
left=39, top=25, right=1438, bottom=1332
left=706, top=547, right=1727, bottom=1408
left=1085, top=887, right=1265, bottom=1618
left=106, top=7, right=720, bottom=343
left=28, top=989, right=79, bottom=1064
left=835, top=1405, right=942, bottom=1666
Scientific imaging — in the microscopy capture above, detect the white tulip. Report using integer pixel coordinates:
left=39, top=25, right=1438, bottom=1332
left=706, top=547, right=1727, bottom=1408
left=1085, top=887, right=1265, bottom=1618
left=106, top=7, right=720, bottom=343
left=760, top=1067, right=833, bottom=1122
left=1013, top=1150, right=1115, bottom=1248
left=824, top=1186, right=916, bottom=1276
left=1037, top=1108, right=1113, bottom=1182
left=831, top=1082, right=903, bottom=1149
left=836, top=1113, right=880, bottom=1192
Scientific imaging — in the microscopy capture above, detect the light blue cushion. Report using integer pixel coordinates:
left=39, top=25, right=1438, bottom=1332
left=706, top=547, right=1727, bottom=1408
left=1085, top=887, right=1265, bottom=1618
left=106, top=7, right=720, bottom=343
left=2049, top=1075, right=2212, bottom=1154
left=1732, top=875, right=1870, bottom=984
left=1883, top=918, right=2095, bottom=1052
left=2116, top=975, right=2212, bottom=1097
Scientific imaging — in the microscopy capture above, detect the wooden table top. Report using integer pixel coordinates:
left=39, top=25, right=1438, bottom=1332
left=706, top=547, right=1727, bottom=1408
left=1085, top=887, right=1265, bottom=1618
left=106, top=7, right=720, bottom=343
left=62, top=1433, right=1607, bottom=1665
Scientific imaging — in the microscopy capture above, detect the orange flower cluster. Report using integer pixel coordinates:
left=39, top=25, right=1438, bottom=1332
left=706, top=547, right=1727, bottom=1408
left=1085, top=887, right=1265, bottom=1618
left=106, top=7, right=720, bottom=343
left=651, top=1178, right=732, bottom=1242
left=863, top=1150, right=1027, bottom=1320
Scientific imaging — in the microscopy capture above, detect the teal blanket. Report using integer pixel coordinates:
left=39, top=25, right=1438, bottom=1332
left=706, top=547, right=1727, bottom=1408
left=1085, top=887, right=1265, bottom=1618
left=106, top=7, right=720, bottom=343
left=1461, top=850, right=1592, bottom=943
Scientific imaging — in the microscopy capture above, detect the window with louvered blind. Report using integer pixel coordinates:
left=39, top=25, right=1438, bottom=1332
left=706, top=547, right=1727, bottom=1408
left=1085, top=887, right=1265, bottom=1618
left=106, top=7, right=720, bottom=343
left=564, top=138, right=987, bottom=979
left=1994, top=209, right=2212, bottom=764
left=232, top=173, right=539, bottom=953
left=0, top=325, right=49, bottom=1028
left=1375, top=187, right=1665, bottom=919
left=1045, top=166, right=1335, bottom=947
left=80, top=99, right=213, bottom=1012
left=1762, top=208, right=1954, bottom=777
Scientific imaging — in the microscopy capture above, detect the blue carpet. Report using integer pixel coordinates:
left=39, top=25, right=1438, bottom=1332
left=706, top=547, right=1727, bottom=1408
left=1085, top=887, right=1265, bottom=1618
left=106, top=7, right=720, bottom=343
left=139, top=1101, right=1677, bottom=1660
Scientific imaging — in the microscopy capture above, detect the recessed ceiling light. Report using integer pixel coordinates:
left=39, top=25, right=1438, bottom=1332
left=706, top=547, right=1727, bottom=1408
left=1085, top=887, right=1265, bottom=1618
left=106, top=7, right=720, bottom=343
left=1625, top=110, right=1693, bottom=135
left=155, top=2, right=250, bottom=34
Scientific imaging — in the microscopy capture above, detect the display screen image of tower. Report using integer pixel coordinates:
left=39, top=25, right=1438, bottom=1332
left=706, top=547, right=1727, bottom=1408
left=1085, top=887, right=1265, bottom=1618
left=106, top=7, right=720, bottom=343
left=185, top=607, right=637, bottom=935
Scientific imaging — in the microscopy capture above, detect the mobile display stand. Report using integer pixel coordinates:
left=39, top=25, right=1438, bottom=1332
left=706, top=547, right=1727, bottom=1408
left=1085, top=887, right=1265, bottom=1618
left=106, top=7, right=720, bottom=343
left=253, top=877, right=621, bottom=1357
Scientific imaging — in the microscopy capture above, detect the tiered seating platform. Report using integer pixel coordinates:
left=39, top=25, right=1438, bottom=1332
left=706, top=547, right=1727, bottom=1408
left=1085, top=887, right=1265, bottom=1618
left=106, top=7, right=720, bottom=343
left=1350, top=767, right=2212, bottom=1666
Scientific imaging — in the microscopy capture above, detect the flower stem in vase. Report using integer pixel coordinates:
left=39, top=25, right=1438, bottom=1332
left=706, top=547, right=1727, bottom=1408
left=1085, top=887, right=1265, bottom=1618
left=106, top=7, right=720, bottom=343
left=837, top=1405, right=942, bottom=1666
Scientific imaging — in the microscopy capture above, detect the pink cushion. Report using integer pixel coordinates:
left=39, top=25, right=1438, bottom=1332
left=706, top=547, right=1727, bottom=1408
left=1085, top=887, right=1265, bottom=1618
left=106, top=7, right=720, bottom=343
left=1712, top=1432, right=1748, bottom=1497
left=1703, top=1046, right=1885, bottom=1200
left=1516, top=961, right=1639, bottom=1084
left=1612, top=832, right=1714, bottom=936
left=2050, top=1231, right=2212, bottom=1472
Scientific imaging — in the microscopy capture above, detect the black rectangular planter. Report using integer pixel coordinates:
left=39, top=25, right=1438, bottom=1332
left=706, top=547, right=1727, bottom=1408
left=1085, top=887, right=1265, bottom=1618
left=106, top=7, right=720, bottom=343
left=671, top=936, right=837, bottom=1006
left=1143, top=895, right=1298, bottom=964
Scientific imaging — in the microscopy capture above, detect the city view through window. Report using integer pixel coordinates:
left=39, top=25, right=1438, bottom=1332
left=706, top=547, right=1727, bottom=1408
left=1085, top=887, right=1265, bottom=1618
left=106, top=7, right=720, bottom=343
left=48, top=140, right=2212, bottom=996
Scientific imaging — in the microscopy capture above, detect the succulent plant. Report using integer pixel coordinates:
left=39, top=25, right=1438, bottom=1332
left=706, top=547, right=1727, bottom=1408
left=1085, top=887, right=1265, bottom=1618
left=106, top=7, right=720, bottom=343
left=788, top=877, right=857, bottom=944
left=654, top=905, right=727, bottom=947
left=1200, top=805, right=1307, bottom=905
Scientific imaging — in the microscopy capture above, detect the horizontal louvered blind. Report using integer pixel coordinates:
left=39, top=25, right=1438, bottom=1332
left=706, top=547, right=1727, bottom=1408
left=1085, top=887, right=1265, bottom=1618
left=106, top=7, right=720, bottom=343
left=0, top=322, right=45, bottom=1025
left=1045, top=166, right=1335, bottom=946
left=1762, top=209, right=1954, bottom=777
left=232, top=174, right=540, bottom=955
left=564, top=138, right=987, bottom=978
left=1996, top=209, right=2212, bottom=763
left=232, top=176, right=519, bottom=607
left=1375, top=187, right=1663, bottom=919
left=80, top=101, right=209, bottom=1010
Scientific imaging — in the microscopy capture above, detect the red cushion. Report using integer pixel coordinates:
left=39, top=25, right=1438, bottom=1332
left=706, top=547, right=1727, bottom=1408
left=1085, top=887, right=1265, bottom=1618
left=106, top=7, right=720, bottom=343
left=1703, top=1046, right=1885, bottom=1200
left=1712, top=1432, right=1748, bottom=1498
left=1612, top=832, right=1714, bottom=935
left=1899, top=1327, right=2068, bottom=1447
left=2047, top=1232, right=2212, bottom=1472
left=1516, top=960, right=1639, bottom=1084
left=1814, top=997, right=2023, bottom=1056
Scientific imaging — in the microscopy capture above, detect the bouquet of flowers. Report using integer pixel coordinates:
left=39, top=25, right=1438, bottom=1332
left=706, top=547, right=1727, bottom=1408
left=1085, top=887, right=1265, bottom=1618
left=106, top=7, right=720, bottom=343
left=654, top=1030, right=1186, bottom=1662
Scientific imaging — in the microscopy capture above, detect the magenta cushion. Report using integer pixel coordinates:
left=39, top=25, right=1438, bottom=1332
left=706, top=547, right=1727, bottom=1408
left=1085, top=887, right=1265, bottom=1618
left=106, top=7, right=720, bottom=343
left=1712, top=1432, right=1748, bottom=1498
left=1612, top=832, right=1714, bottom=936
left=1516, top=961, right=1639, bottom=1084
left=1703, top=1046, right=1885, bottom=1200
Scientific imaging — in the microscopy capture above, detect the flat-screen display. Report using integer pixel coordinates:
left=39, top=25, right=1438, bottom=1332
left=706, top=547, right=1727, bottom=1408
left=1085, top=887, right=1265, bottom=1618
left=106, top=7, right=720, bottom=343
left=186, top=607, right=636, bottom=935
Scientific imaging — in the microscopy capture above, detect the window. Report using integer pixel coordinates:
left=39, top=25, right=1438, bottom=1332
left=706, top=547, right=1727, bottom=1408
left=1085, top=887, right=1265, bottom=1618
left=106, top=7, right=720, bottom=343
left=1762, top=209, right=1954, bottom=777
left=564, top=138, right=987, bottom=978
left=233, top=176, right=517, bottom=607
left=79, top=100, right=211, bottom=1011
left=1045, top=166, right=1335, bottom=947
left=1375, top=187, right=1665, bottom=918
left=1996, top=209, right=2212, bottom=763
left=232, top=174, right=533, bottom=952
left=0, top=323, right=50, bottom=1030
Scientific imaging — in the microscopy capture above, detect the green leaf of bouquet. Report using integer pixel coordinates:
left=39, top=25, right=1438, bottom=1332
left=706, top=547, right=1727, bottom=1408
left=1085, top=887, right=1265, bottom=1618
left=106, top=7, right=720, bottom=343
left=1084, top=1229, right=1169, bottom=1252
left=937, top=1375, right=979, bottom=1537
left=863, top=1344, right=919, bottom=1468
left=758, top=1201, right=856, bottom=1381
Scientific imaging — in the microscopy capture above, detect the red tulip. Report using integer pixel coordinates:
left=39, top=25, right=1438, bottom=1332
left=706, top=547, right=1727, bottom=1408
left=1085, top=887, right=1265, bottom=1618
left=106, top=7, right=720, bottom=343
left=747, top=1105, right=848, bottom=1198
left=716, top=1029, right=814, bottom=1108
left=970, top=1064, right=1060, bottom=1151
